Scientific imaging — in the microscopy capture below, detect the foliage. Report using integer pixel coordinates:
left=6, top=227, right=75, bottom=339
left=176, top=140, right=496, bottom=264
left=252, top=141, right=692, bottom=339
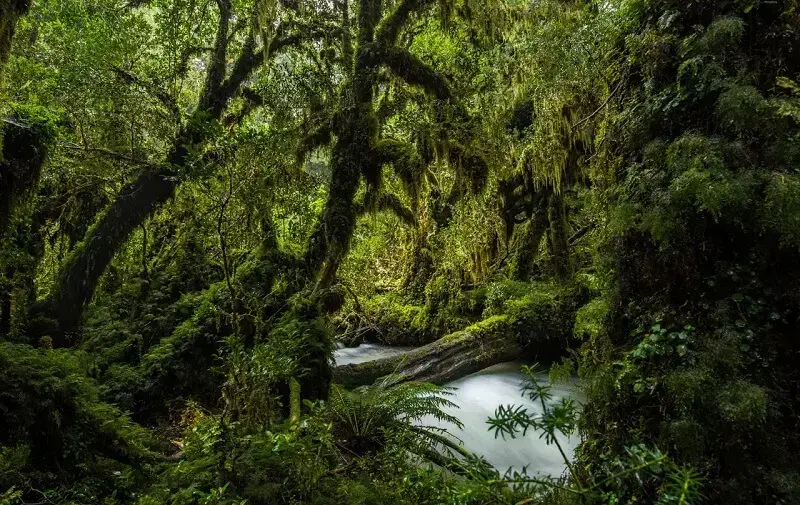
left=328, top=377, right=462, bottom=456
left=487, top=364, right=703, bottom=505
left=0, top=342, right=157, bottom=503
left=1, top=0, right=799, bottom=503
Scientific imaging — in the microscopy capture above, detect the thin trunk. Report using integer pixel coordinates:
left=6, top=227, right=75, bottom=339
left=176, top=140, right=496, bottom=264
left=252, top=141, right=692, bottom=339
left=548, top=190, right=571, bottom=282
left=402, top=228, right=434, bottom=299
left=0, top=267, right=12, bottom=338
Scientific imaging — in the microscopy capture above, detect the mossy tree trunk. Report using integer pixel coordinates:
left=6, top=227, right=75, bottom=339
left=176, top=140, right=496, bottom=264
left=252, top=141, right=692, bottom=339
left=334, top=316, right=522, bottom=386
left=0, top=0, right=29, bottom=79
left=301, top=0, right=491, bottom=401
left=0, top=266, right=11, bottom=338
left=1, top=117, right=52, bottom=341
left=335, top=285, right=582, bottom=386
left=0, top=118, right=50, bottom=238
left=512, top=189, right=551, bottom=281
left=35, top=7, right=310, bottom=342
left=547, top=190, right=571, bottom=282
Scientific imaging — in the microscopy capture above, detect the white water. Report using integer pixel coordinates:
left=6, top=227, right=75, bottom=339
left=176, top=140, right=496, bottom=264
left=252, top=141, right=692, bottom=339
left=334, top=344, right=579, bottom=477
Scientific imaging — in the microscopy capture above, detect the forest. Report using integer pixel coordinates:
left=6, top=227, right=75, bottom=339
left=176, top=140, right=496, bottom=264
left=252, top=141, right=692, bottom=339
left=0, top=0, right=799, bottom=503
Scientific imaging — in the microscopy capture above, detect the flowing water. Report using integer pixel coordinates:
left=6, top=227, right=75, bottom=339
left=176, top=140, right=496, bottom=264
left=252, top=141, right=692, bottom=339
left=334, top=344, right=579, bottom=477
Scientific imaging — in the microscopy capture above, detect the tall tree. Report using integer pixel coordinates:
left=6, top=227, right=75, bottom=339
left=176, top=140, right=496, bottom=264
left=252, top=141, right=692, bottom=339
left=301, top=0, right=492, bottom=291
left=33, top=1, right=333, bottom=342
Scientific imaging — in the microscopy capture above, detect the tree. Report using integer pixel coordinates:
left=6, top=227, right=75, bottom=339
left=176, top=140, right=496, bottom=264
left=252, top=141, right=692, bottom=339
left=30, top=0, right=335, bottom=342
left=300, top=0, right=494, bottom=291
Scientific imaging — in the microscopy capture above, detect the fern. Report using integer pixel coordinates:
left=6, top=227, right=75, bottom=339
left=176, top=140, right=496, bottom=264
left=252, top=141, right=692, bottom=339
left=328, top=376, right=463, bottom=457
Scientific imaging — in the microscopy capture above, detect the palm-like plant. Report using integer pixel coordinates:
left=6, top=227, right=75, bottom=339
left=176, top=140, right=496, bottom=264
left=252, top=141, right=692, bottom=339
left=328, top=375, right=464, bottom=458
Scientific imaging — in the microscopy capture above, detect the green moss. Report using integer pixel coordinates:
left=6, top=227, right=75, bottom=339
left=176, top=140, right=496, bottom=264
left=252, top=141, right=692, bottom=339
left=573, top=296, right=610, bottom=341
left=716, top=380, right=768, bottom=429
left=482, top=280, right=534, bottom=317
left=462, top=314, right=511, bottom=337
left=356, top=290, right=475, bottom=346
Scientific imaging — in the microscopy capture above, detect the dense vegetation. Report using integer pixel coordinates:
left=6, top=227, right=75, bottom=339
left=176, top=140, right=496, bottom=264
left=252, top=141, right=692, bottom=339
left=1, top=0, right=798, bottom=503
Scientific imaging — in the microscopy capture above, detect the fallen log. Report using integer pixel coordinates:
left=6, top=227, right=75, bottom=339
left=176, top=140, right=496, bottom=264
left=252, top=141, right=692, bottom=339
left=334, top=316, right=521, bottom=386
left=334, top=283, right=583, bottom=386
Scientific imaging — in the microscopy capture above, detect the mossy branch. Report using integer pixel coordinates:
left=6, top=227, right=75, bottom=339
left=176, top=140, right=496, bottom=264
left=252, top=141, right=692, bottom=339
left=111, top=66, right=181, bottom=125
left=376, top=193, right=417, bottom=226
left=198, top=0, right=232, bottom=113
left=369, top=45, right=453, bottom=100
left=375, top=0, right=437, bottom=47
left=372, top=138, right=423, bottom=204
left=297, top=118, right=335, bottom=163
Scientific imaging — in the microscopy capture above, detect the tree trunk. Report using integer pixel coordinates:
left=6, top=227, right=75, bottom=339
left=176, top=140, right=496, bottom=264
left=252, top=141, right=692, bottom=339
left=1, top=118, right=50, bottom=238
left=335, top=281, right=583, bottom=387
left=33, top=164, right=178, bottom=344
left=0, top=268, right=11, bottom=338
left=32, top=2, right=297, bottom=340
left=548, top=191, right=571, bottom=282
left=0, top=0, right=29, bottom=78
left=402, top=228, right=434, bottom=299
left=512, top=192, right=551, bottom=281
left=334, top=315, right=521, bottom=386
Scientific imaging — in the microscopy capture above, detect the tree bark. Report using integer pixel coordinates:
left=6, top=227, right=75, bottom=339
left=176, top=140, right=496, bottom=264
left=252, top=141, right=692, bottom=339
left=34, top=9, right=307, bottom=339
left=548, top=191, right=571, bottom=282
left=334, top=316, right=521, bottom=386
left=512, top=191, right=551, bottom=281
left=39, top=165, right=178, bottom=342
left=0, top=0, right=29, bottom=78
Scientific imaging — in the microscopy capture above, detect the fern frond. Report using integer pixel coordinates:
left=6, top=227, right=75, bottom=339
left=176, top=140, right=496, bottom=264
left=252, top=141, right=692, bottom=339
left=328, top=378, right=463, bottom=458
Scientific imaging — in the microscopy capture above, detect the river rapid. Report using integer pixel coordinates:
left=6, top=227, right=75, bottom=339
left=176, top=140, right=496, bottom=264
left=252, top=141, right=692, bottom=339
left=334, top=344, right=579, bottom=477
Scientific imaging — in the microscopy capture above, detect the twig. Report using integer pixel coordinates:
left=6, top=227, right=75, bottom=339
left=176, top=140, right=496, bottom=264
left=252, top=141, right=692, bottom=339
left=59, top=142, right=153, bottom=166
left=571, top=76, right=626, bottom=131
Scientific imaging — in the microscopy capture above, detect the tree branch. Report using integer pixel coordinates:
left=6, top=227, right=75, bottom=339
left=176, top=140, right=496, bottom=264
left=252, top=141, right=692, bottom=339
left=372, top=138, right=422, bottom=202
left=571, top=76, right=625, bottom=131
left=199, top=0, right=232, bottom=113
left=369, top=45, right=453, bottom=100
left=111, top=66, right=181, bottom=125
left=222, top=87, right=265, bottom=127
left=376, top=193, right=417, bottom=226
left=60, top=142, right=154, bottom=167
left=375, top=0, right=436, bottom=47
left=298, top=118, right=335, bottom=162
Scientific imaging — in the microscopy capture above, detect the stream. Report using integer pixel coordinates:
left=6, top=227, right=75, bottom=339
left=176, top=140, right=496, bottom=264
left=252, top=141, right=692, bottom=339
left=334, top=344, right=579, bottom=477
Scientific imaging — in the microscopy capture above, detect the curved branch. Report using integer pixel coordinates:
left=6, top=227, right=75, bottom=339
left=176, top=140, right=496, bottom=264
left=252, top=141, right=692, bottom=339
left=369, top=46, right=453, bottom=100
left=298, top=117, right=335, bottom=162
left=222, top=87, right=265, bottom=127
left=376, top=193, right=417, bottom=226
left=373, top=138, right=423, bottom=204
left=376, top=0, right=437, bottom=47
left=112, top=66, right=182, bottom=125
